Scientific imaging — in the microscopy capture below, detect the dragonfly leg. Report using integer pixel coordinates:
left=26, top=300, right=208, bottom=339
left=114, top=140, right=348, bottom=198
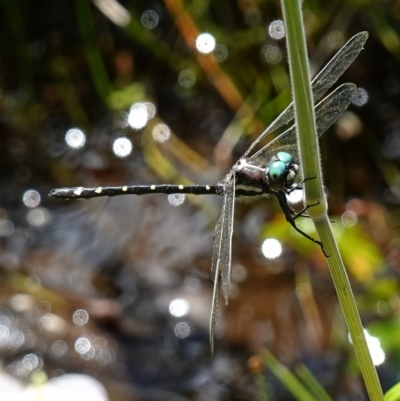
left=287, top=176, right=317, bottom=194
left=285, top=177, right=318, bottom=218
left=291, top=200, right=319, bottom=221
left=275, top=193, right=329, bottom=257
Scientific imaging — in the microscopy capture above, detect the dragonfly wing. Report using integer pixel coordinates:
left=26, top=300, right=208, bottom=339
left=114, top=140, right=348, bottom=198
left=314, top=83, right=358, bottom=137
left=211, top=191, right=227, bottom=281
left=249, top=83, right=357, bottom=166
left=210, top=185, right=228, bottom=355
left=209, top=180, right=235, bottom=355
left=209, top=263, right=220, bottom=356
left=242, top=32, right=368, bottom=158
left=219, top=181, right=235, bottom=304
left=310, top=32, right=368, bottom=104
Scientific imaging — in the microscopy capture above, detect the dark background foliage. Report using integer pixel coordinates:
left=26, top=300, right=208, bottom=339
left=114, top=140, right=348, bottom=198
left=1, top=0, right=400, bottom=400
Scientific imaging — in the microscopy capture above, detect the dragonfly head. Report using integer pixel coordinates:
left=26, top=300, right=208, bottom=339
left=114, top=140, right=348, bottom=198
left=265, top=152, right=299, bottom=189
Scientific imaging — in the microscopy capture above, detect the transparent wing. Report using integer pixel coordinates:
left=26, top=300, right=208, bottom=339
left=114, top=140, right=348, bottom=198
left=243, top=31, right=368, bottom=158
left=248, top=83, right=357, bottom=167
left=219, top=182, right=235, bottom=305
left=210, top=180, right=235, bottom=356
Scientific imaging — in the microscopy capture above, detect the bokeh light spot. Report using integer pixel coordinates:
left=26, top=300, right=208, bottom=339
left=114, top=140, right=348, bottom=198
left=352, top=87, right=368, bottom=107
left=9, top=331, right=25, bottom=348
left=169, top=299, right=189, bottom=317
left=349, top=329, right=385, bottom=366
left=65, top=128, right=86, bottom=149
left=128, top=102, right=148, bottom=129
left=112, top=137, right=132, bottom=158
left=336, top=111, right=363, bottom=140
left=23, top=189, right=41, bottom=208
left=152, top=124, right=171, bottom=143
left=178, top=70, right=196, bottom=88
left=51, top=340, right=68, bottom=358
left=0, top=325, right=10, bottom=345
left=195, top=33, right=216, bottom=54
left=262, top=44, right=282, bottom=65
left=168, top=193, right=185, bottom=206
left=74, top=337, right=91, bottom=355
left=268, top=20, right=285, bottom=39
left=27, top=208, right=51, bottom=227
left=174, top=322, right=190, bottom=339
left=0, top=220, right=14, bottom=237
left=213, top=44, right=228, bottom=62
left=22, top=353, right=39, bottom=370
left=341, top=211, right=358, bottom=227
left=286, top=189, right=304, bottom=205
left=144, top=102, right=156, bottom=119
left=327, top=31, right=345, bottom=49
left=261, top=238, right=282, bottom=259
left=141, top=10, right=159, bottom=29
left=73, top=309, right=89, bottom=326
left=184, top=276, right=202, bottom=293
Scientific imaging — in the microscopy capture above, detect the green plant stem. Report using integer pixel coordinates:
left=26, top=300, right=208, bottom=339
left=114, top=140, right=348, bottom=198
left=261, top=350, right=317, bottom=401
left=280, top=0, right=384, bottom=400
left=74, top=0, right=113, bottom=103
left=316, top=219, right=383, bottom=399
left=295, top=364, right=333, bottom=401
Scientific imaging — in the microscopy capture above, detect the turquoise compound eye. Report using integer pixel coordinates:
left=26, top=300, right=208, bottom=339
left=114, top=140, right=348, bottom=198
left=268, top=160, right=286, bottom=183
left=276, top=151, right=293, bottom=163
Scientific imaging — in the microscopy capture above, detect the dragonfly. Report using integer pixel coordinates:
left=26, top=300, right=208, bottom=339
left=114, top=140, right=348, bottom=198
left=49, top=31, right=368, bottom=355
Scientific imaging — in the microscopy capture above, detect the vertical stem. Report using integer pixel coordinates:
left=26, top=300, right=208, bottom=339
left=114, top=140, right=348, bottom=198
left=280, top=0, right=384, bottom=399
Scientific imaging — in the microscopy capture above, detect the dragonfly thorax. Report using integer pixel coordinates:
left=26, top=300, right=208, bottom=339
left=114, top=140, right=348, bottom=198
left=233, top=151, right=298, bottom=197
left=233, top=151, right=299, bottom=197
left=233, top=159, right=267, bottom=196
